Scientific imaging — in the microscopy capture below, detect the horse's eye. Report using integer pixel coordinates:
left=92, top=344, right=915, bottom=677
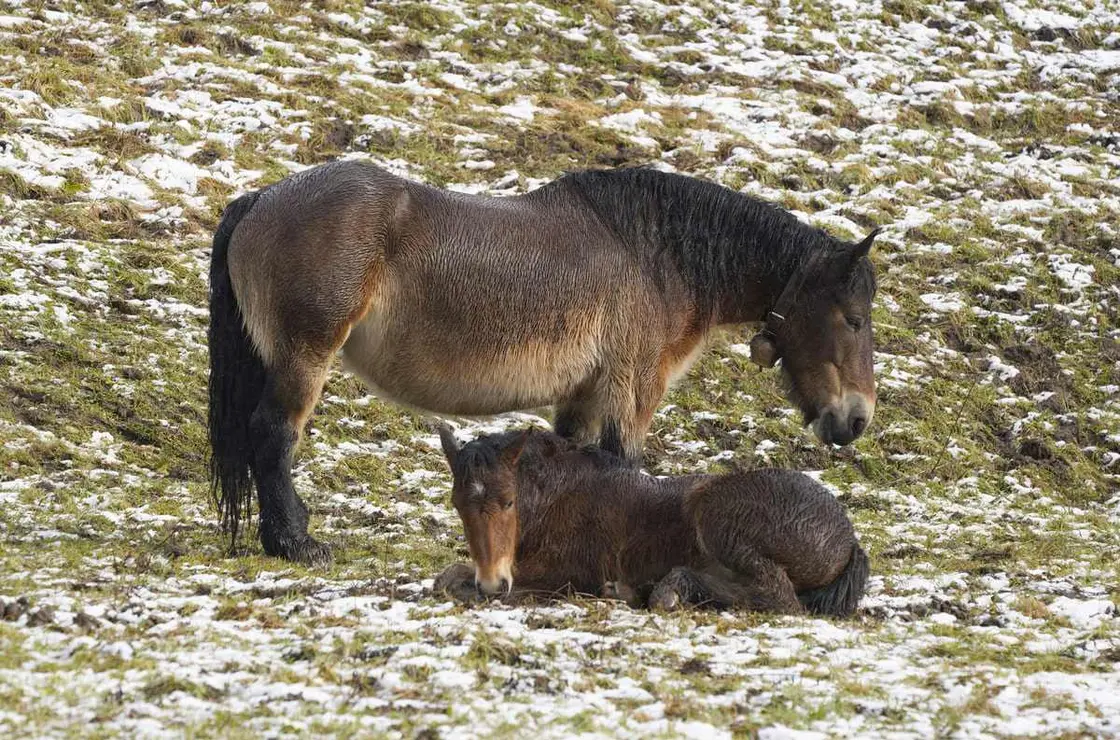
left=846, top=316, right=864, bottom=331
left=501, top=500, right=514, bottom=510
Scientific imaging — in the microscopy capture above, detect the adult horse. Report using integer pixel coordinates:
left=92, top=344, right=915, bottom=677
left=208, top=161, right=878, bottom=563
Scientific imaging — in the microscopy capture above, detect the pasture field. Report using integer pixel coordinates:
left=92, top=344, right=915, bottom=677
left=0, top=0, right=1118, bottom=737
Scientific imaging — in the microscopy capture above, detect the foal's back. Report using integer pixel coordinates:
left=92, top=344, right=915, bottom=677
left=685, top=468, right=856, bottom=588
left=512, top=441, right=699, bottom=592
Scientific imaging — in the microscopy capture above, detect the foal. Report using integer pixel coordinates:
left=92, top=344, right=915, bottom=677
left=434, top=427, right=869, bottom=616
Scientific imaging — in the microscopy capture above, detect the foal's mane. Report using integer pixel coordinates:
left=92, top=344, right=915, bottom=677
left=454, top=429, right=628, bottom=478
left=559, top=167, right=873, bottom=319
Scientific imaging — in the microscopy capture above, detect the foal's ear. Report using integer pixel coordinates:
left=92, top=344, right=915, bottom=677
left=437, top=424, right=461, bottom=465
left=501, top=429, right=531, bottom=466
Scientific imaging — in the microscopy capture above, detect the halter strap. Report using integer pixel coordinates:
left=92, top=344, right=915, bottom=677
left=759, top=253, right=819, bottom=350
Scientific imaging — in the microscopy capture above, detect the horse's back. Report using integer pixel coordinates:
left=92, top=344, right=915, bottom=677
left=340, top=180, right=669, bottom=414
left=391, top=179, right=636, bottom=293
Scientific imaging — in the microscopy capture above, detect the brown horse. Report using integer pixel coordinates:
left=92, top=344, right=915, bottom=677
left=208, top=161, right=878, bottom=563
left=434, top=427, right=869, bottom=616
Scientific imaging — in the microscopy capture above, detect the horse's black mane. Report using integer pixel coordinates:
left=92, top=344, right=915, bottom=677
left=559, top=167, right=874, bottom=319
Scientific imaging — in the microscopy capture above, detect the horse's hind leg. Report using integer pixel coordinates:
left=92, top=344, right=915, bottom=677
left=251, top=350, right=333, bottom=565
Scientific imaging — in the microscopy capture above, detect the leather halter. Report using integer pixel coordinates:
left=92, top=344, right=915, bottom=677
left=756, top=253, right=818, bottom=357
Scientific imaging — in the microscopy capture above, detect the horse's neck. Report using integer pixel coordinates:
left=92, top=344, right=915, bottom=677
left=559, top=168, right=830, bottom=327
left=705, top=235, right=816, bottom=327
left=652, top=191, right=826, bottom=327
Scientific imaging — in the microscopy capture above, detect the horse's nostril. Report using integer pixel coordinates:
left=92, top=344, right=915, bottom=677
left=499, top=577, right=511, bottom=594
left=851, top=415, right=867, bottom=437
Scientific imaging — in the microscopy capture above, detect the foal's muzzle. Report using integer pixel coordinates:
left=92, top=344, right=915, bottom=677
left=475, top=560, right=513, bottom=595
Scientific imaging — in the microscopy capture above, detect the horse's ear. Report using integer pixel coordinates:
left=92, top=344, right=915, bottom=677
left=851, top=228, right=879, bottom=262
left=749, top=332, right=779, bottom=367
left=437, top=424, right=461, bottom=465
left=501, top=429, right=531, bottom=466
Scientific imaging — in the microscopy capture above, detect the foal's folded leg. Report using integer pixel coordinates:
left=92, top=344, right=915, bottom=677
left=433, top=562, right=480, bottom=603
left=649, top=566, right=713, bottom=610
left=650, top=562, right=805, bottom=614
left=688, top=555, right=805, bottom=614
left=600, top=581, right=644, bottom=608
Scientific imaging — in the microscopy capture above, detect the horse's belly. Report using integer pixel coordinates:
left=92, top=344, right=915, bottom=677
left=340, top=312, right=597, bottom=415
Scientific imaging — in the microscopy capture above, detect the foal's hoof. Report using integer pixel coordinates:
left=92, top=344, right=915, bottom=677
left=601, top=581, right=639, bottom=606
left=267, top=535, right=333, bottom=566
left=434, top=563, right=480, bottom=603
left=650, top=587, right=682, bottom=611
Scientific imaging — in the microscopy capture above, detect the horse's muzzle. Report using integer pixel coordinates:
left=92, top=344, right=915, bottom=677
left=813, top=392, right=874, bottom=446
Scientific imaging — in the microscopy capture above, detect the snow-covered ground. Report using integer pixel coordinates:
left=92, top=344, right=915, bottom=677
left=0, top=0, right=1117, bottom=736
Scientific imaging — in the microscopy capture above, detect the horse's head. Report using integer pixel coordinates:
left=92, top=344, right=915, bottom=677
left=748, top=230, right=878, bottom=446
left=437, top=425, right=529, bottom=596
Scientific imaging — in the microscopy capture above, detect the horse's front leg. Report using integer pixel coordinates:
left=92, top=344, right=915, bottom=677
left=598, top=368, right=666, bottom=466
left=554, top=379, right=601, bottom=446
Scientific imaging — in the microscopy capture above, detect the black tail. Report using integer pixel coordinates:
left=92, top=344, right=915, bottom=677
left=798, top=541, right=870, bottom=618
left=208, top=191, right=265, bottom=546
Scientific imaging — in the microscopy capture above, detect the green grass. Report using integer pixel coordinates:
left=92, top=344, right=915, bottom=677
left=0, top=0, right=1117, bottom=736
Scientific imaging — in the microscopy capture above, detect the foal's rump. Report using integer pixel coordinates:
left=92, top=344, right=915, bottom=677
left=795, top=540, right=869, bottom=617
left=685, top=469, right=867, bottom=607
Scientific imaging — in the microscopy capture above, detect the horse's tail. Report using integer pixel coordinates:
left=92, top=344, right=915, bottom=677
left=798, top=541, right=869, bottom=618
left=208, top=190, right=265, bottom=546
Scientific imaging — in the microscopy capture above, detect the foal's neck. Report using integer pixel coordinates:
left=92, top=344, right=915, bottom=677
left=515, top=461, right=685, bottom=542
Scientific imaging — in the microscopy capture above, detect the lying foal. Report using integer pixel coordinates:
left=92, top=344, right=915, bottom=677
left=433, top=427, right=869, bottom=616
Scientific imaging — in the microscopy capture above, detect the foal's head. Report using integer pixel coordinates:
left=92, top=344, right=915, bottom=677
left=749, top=231, right=878, bottom=446
left=438, top=426, right=530, bottom=596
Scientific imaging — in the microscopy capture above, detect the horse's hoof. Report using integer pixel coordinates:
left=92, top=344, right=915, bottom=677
left=267, top=535, right=333, bottom=566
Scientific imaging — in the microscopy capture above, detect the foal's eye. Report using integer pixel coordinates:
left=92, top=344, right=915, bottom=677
left=845, top=316, right=864, bottom=331
left=501, top=500, right=514, bottom=510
